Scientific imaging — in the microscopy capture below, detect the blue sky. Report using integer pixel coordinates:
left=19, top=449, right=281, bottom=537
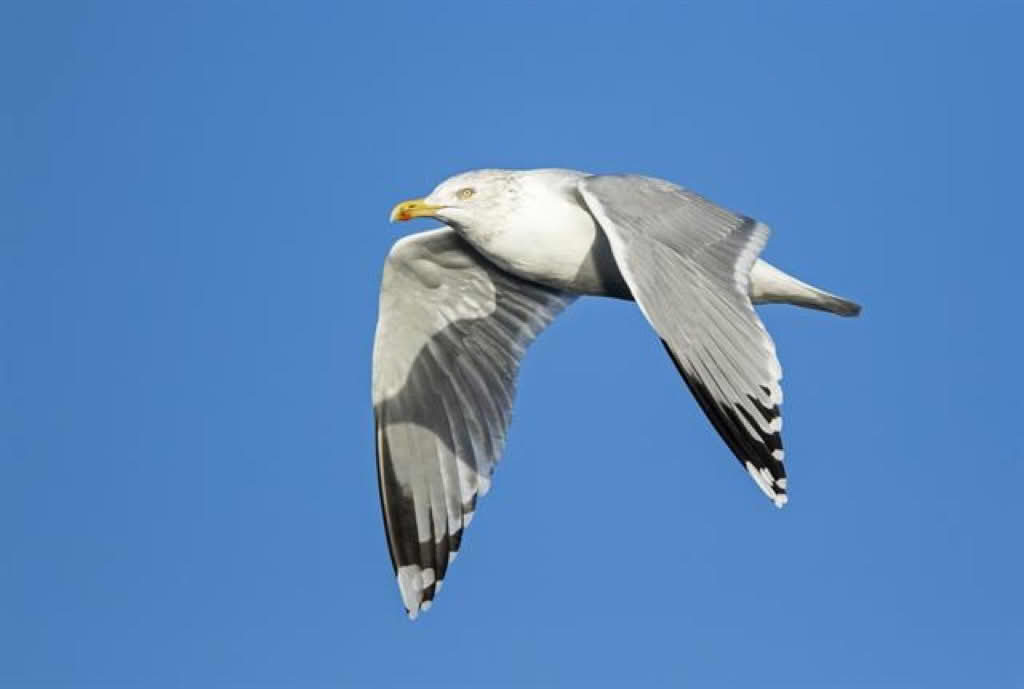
left=2, top=1, right=1021, bottom=687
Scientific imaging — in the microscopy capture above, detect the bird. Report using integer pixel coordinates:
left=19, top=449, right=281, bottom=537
left=373, top=168, right=861, bottom=619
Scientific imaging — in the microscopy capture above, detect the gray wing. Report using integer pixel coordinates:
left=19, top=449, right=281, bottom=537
left=578, top=176, right=787, bottom=507
left=372, top=227, right=574, bottom=619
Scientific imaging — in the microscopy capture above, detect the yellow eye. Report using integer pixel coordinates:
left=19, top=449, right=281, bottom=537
left=456, top=187, right=475, bottom=200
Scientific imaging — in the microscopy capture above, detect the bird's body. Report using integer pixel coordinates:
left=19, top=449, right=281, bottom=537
left=375, top=168, right=861, bottom=618
left=431, top=169, right=626, bottom=296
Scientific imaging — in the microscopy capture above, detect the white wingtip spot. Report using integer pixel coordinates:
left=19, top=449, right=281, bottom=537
left=746, top=461, right=786, bottom=506
left=771, top=449, right=784, bottom=461
left=463, top=511, right=475, bottom=528
left=397, top=566, right=424, bottom=619
left=421, top=600, right=433, bottom=612
left=477, top=474, right=492, bottom=496
left=746, top=461, right=771, bottom=496
left=777, top=477, right=787, bottom=489
left=420, top=567, right=436, bottom=589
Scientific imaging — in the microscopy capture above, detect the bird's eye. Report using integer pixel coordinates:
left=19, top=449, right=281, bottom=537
left=456, top=187, right=475, bottom=200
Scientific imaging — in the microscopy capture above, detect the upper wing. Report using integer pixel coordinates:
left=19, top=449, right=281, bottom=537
left=372, top=227, right=574, bottom=618
left=577, top=175, right=787, bottom=507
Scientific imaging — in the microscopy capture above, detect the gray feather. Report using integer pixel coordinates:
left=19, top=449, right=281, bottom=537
left=372, top=227, right=574, bottom=618
left=578, top=175, right=788, bottom=507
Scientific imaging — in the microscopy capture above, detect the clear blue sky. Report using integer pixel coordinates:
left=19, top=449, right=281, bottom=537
left=2, top=2, right=1021, bottom=687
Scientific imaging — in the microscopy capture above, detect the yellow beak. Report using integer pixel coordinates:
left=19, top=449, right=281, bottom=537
left=389, top=198, right=442, bottom=223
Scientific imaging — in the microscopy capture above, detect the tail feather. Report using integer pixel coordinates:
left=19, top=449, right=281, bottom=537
left=749, top=260, right=861, bottom=317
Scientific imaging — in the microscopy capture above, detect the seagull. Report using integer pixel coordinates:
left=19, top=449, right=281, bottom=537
left=374, top=169, right=860, bottom=619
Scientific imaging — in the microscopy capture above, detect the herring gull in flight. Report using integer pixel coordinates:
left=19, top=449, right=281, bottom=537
left=373, top=169, right=861, bottom=618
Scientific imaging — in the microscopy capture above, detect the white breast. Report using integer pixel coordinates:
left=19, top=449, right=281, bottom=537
left=467, top=188, right=602, bottom=292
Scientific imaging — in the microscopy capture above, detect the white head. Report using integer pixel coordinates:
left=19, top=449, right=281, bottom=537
left=389, top=168, right=584, bottom=240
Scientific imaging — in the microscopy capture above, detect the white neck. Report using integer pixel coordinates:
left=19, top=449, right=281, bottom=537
left=457, top=170, right=602, bottom=291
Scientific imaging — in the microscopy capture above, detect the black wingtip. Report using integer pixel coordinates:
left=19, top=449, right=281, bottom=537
left=659, top=340, right=787, bottom=505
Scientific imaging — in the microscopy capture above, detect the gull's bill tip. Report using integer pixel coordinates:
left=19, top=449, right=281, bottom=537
left=390, top=198, right=440, bottom=223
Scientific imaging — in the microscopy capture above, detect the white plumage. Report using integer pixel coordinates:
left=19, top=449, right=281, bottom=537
left=375, top=169, right=861, bottom=618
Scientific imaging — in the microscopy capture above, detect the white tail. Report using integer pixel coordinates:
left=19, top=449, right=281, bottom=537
left=749, top=260, right=861, bottom=317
